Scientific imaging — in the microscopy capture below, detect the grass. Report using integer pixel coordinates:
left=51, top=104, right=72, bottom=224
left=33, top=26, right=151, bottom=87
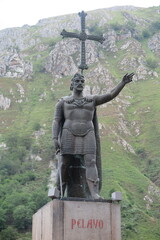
left=134, top=6, right=160, bottom=21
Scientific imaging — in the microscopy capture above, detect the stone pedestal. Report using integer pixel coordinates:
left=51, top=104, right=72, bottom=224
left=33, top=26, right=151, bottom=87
left=32, top=199, right=121, bottom=240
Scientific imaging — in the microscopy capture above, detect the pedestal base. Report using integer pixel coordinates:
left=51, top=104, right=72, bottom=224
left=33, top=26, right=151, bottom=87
left=32, top=199, right=121, bottom=240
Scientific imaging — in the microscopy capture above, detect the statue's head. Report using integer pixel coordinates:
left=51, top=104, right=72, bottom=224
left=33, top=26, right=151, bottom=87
left=70, top=73, right=85, bottom=91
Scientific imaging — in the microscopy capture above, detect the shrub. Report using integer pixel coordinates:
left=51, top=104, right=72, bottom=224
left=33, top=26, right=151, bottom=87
left=30, top=189, right=49, bottom=210
left=147, top=21, right=160, bottom=35
left=32, top=144, right=41, bottom=155
left=146, top=58, right=158, bottom=69
left=13, top=205, right=33, bottom=230
left=5, top=133, right=32, bottom=151
left=110, top=22, right=123, bottom=31
left=0, top=156, right=20, bottom=175
left=125, top=21, right=136, bottom=34
left=87, top=23, right=104, bottom=36
left=142, top=30, right=150, bottom=39
left=32, top=122, right=41, bottom=131
left=136, top=148, right=147, bottom=159
left=152, top=21, right=160, bottom=31
left=0, top=226, right=18, bottom=240
left=0, top=208, right=7, bottom=231
left=15, top=171, right=36, bottom=185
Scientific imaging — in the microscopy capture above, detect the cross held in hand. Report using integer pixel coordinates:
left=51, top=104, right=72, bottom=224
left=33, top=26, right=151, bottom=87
left=61, top=11, right=105, bottom=73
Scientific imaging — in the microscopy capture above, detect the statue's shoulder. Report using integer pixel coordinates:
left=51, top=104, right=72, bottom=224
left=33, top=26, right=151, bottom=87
left=57, top=95, right=94, bottom=105
left=57, top=95, right=74, bottom=104
left=62, top=95, right=74, bottom=103
left=84, top=95, right=94, bottom=102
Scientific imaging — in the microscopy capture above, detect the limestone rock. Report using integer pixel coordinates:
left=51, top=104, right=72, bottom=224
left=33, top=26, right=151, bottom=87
left=45, top=38, right=99, bottom=78
left=119, top=40, right=158, bottom=80
left=0, top=27, right=40, bottom=51
left=31, top=154, right=42, bottom=161
left=120, top=57, right=139, bottom=71
left=148, top=33, right=160, bottom=55
left=121, top=39, right=144, bottom=55
left=135, top=65, right=158, bottom=80
left=144, top=184, right=160, bottom=210
left=131, top=120, right=141, bottom=136
left=109, top=6, right=139, bottom=11
left=102, top=30, right=118, bottom=52
left=39, top=92, right=47, bottom=101
left=0, top=94, right=11, bottom=110
left=0, top=142, right=7, bottom=149
left=45, top=40, right=78, bottom=78
left=112, top=129, right=135, bottom=154
left=122, top=11, right=150, bottom=26
left=0, top=49, right=33, bottom=79
left=84, top=64, right=114, bottom=96
left=120, top=54, right=145, bottom=73
left=38, top=14, right=80, bottom=38
left=33, top=130, right=45, bottom=140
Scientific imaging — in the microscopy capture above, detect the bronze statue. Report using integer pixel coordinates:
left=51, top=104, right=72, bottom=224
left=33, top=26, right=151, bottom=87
left=52, top=72, right=134, bottom=199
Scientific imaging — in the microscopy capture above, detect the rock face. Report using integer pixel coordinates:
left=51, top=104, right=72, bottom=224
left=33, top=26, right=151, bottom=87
left=45, top=37, right=100, bottom=78
left=122, top=11, right=149, bottom=26
left=0, top=7, right=159, bottom=80
left=102, top=30, right=118, bottom=52
left=86, top=63, right=114, bottom=91
left=148, top=33, right=160, bottom=55
left=45, top=40, right=78, bottom=78
left=0, top=94, right=11, bottom=110
left=144, top=184, right=160, bottom=210
left=0, top=49, right=33, bottom=79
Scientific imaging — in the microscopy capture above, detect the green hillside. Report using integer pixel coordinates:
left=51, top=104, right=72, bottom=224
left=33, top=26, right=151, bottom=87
left=0, top=6, right=160, bottom=240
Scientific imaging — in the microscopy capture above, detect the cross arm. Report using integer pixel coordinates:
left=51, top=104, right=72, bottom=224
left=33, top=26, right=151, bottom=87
left=61, top=29, right=80, bottom=40
left=87, top=34, right=105, bottom=44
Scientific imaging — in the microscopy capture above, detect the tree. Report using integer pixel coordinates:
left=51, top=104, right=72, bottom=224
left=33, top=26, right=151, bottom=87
left=0, top=208, right=6, bottom=231
left=13, top=205, right=33, bottom=230
left=0, top=226, right=18, bottom=240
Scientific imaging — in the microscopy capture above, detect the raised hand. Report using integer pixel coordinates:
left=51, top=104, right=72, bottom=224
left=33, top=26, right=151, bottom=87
left=122, top=72, right=134, bottom=84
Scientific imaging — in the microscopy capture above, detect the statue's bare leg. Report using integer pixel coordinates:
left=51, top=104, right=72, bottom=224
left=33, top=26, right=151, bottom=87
left=57, top=154, right=71, bottom=196
left=84, top=154, right=102, bottom=200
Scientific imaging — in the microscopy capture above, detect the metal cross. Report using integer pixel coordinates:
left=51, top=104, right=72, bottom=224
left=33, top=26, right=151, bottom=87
left=61, top=11, right=105, bottom=74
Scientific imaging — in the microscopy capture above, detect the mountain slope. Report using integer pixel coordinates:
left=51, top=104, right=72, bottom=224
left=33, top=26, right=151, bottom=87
left=0, top=6, right=160, bottom=240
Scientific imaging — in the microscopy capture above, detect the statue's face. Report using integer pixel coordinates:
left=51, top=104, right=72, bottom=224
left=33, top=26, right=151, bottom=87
left=73, top=77, right=85, bottom=91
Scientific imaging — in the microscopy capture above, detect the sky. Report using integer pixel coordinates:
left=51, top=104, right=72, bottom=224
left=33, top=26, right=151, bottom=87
left=0, top=0, right=160, bottom=31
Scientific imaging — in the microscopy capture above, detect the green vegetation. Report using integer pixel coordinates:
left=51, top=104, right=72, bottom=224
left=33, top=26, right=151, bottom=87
left=142, top=29, right=151, bottom=39
left=146, top=57, right=158, bottom=69
left=141, top=20, right=160, bottom=41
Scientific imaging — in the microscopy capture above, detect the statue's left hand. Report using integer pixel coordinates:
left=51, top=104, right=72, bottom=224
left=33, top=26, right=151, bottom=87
left=54, top=139, right=60, bottom=152
left=122, top=73, right=134, bottom=84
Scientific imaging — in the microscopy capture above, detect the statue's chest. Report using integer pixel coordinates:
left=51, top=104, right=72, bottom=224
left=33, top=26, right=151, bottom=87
left=64, top=100, right=94, bottom=119
left=65, top=101, right=93, bottom=111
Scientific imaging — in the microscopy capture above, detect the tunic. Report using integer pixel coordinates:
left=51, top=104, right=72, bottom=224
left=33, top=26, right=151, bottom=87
left=53, top=96, right=97, bottom=155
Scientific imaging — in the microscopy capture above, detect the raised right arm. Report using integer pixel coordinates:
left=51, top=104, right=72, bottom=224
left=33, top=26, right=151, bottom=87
left=94, top=73, right=134, bottom=106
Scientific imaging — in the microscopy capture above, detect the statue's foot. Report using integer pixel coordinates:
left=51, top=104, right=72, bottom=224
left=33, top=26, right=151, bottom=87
left=86, top=179, right=104, bottom=200
left=92, top=193, right=104, bottom=200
